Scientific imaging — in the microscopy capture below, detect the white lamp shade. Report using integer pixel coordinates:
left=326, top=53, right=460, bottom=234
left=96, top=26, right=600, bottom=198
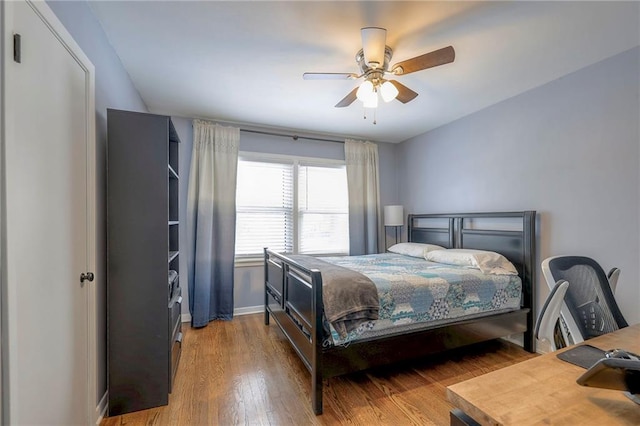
left=384, top=205, right=404, bottom=226
left=380, top=80, right=399, bottom=102
left=356, top=80, right=375, bottom=102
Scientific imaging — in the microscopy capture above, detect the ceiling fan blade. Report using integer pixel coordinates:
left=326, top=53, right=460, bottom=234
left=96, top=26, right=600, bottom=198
left=391, top=46, right=455, bottom=76
left=303, top=72, right=358, bottom=80
left=361, top=27, right=387, bottom=69
left=388, top=80, right=418, bottom=103
left=335, top=87, right=358, bottom=108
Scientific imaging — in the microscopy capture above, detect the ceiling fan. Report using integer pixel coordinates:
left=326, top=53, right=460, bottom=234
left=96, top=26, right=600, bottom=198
left=303, top=27, right=455, bottom=109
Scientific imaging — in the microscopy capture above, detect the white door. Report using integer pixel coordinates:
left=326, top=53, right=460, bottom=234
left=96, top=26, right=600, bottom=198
left=2, top=1, right=96, bottom=424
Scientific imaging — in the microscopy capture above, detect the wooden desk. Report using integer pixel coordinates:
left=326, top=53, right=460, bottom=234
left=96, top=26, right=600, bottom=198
left=447, top=324, right=640, bottom=425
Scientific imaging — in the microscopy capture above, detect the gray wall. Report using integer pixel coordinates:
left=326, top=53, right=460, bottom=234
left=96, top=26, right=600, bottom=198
left=171, top=116, right=399, bottom=314
left=397, top=47, right=640, bottom=325
left=47, top=0, right=148, bottom=408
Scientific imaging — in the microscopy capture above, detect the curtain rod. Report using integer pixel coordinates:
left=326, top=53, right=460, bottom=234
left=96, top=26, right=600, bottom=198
left=240, top=128, right=344, bottom=144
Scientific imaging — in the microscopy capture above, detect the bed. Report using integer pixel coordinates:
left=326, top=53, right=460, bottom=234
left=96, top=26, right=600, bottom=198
left=264, top=211, right=536, bottom=415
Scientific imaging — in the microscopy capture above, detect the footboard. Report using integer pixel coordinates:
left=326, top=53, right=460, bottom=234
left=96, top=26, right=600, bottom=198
left=264, top=249, right=325, bottom=414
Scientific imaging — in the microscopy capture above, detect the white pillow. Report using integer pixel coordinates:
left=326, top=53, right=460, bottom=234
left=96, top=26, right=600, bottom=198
left=424, top=249, right=519, bottom=275
left=387, top=242, right=446, bottom=258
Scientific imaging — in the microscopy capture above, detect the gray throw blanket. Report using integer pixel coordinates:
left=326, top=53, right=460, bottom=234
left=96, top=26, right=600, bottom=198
left=289, top=255, right=379, bottom=338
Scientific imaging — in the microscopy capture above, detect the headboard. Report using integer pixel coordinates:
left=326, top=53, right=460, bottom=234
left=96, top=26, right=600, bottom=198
left=408, top=211, right=537, bottom=347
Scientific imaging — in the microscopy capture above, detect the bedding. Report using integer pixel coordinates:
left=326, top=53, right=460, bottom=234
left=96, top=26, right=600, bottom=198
left=425, top=248, right=518, bottom=275
left=322, top=253, right=522, bottom=345
left=387, top=242, right=445, bottom=257
left=288, top=255, right=378, bottom=337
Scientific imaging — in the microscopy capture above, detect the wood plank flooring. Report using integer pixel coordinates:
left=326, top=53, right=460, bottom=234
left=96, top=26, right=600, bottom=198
left=101, top=313, right=537, bottom=425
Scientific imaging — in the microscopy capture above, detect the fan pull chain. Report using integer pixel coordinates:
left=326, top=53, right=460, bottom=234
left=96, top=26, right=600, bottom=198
left=362, top=107, right=378, bottom=124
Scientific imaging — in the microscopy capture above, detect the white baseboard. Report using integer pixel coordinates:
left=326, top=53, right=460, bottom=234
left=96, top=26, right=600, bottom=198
left=536, top=339, right=552, bottom=354
left=180, top=305, right=263, bottom=324
left=96, top=391, right=108, bottom=425
left=500, top=333, right=523, bottom=347
left=234, top=305, right=263, bottom=316
left=500, top=334, right=550, bottom=355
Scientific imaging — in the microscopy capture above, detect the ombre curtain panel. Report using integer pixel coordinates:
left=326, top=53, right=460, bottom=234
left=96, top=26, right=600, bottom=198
left=187, top=120, right=239, bottom=327
left=344, top=139, right=382, bottom=255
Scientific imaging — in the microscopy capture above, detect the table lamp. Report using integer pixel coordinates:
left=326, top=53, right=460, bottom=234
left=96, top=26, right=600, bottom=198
left=384, top=205, right=403, bottom=249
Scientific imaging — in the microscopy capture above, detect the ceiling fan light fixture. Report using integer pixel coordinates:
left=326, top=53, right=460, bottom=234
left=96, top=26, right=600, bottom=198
left=380, top=80, right=399, bottom=102
left=363, top=92, right=378, bottom=109
left=361, top=27, right=387, bottom=68
left=303, top=27, right=455, bottom=114
left=356, top=80, right=375, bottom=102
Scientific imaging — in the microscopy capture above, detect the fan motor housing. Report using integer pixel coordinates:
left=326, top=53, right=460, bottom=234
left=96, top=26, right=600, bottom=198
left=356, top=46, right=393, bottom=74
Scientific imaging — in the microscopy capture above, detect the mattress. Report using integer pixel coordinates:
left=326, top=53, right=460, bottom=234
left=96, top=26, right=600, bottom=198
left=321, top=253, right=523, bottom=345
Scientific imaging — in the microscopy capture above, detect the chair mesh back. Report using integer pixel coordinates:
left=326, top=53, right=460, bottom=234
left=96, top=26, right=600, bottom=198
left=547, top=256, right=628, bottom=340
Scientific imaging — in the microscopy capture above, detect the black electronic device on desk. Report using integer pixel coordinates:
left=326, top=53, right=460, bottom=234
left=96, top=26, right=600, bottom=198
left=576, top=348, right=640, bottom=405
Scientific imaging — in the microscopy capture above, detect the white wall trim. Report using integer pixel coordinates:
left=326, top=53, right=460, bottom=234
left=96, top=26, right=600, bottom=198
left=0, top=2, right=6, bottom=422
left=234, top=305, right=263, bottom=316
left=181, top=305, right=263, bottom=324
left=535, top=340, right=552, bottom=355
left=235, top=258, right=264, bottom=268
left=95, top=391, right=108, bottom=425
left=500, top=334, right=549, bottom=355
left=239, top=150, right=345, bottom=167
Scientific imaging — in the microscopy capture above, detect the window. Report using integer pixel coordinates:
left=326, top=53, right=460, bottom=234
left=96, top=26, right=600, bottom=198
left=235, top=160, right=294, bottom=255
left=298, top=164, right=349, bottom=254
left=235, top=153, right=349, bottom=258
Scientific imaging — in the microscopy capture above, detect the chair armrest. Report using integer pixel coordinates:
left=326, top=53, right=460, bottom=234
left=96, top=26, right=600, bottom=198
left=535, top=279, right=569, bottom=351
left=607, top=267, right=620, bottom=295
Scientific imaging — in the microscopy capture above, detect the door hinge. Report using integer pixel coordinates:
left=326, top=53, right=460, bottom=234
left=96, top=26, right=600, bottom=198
left=13, top=34, right=21, bottom=63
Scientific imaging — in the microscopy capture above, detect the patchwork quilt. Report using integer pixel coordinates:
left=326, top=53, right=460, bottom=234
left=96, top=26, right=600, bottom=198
left=321, top=253, right=522, bottom=345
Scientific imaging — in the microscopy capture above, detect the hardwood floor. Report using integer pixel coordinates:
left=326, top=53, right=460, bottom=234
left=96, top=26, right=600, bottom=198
left=101, top=313, right=537, bottom=425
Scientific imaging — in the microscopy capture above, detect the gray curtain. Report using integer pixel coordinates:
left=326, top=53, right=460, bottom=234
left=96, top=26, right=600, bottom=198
left=345, top=139, right=382, bottom=255
left=187, top=120, right=239, bottom=327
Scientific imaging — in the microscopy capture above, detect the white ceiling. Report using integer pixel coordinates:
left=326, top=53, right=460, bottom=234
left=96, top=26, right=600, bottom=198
left=90, top=1, right=639, bottom=143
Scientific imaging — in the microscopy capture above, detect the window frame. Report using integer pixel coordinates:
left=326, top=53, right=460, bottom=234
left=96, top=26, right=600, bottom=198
left=235, top=151, right=348, bottom=265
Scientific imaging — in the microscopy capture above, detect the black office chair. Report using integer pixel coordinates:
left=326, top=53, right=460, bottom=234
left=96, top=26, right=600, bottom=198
left=542, top=256, right=628, bottom=345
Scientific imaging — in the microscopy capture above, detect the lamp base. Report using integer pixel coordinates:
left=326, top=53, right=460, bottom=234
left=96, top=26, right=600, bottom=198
left=384, top=225, right=402, bottom=251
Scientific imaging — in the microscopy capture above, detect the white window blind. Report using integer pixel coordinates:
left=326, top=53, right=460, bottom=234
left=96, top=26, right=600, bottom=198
left=298, top=164, right=348, bottom=255
left=235, top=155, right=349, bottom=258
left=235, top=160, right=294, bottom=256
